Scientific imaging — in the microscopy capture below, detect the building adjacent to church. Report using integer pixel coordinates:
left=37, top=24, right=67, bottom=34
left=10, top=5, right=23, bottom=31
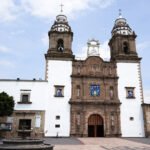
left=0, top=11, right=150, bottom=138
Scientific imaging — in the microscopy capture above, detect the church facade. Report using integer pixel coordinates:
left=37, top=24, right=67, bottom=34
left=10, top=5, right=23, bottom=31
left=0, top=12, right=150, bottom=138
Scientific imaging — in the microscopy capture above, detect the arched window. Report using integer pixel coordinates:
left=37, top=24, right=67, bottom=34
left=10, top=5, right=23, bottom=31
left=57, top=39, right=64, bottom=52
left=123, top=42, right=129, bottom=54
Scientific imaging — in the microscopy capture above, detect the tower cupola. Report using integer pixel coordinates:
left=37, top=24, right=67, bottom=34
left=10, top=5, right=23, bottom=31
left=50, top=14, right=72, bottom=32
left=109, top=11, right=139, bottom=61
left=111, top=11, right=134, bottom=36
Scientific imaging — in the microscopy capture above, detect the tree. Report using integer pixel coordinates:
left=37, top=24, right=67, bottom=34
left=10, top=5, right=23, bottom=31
left=0, top=92, right=15, bottom=116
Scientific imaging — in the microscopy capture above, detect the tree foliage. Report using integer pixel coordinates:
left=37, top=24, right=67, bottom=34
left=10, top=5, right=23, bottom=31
left=0, top=92, right=15, bottom=116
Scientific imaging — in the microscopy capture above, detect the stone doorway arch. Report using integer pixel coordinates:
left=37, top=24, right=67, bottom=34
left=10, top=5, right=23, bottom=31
left=88, top=114, right=104, bottom=137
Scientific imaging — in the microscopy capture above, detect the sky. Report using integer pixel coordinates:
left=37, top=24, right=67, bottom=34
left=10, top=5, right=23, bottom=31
left=0, top=0, right=150, bottom=101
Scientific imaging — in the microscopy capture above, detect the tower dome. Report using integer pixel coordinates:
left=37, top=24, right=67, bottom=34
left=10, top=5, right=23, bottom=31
left=50, top=13, right=72, bottom=32
left=111, top=10, right=135, bottom=36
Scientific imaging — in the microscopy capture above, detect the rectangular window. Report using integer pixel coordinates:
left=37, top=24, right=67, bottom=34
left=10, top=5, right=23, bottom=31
left=125, top=87, right=135, bottom=99
left=19, top=93, right=31, bottom=104
left=90, top=84, right=100, bottom=96
left=22, top=94, right=29, bottom=102
left=19, top=119, right=31, bottom=130
left=55, top=124, right=60, bottom=128
left=18, top=90, right=31, bottom=104
left=129, top=117, right=134, bottom=121
left=54, top=86, right=64, bottom=97
left=56, top=116, right=60, bottom=120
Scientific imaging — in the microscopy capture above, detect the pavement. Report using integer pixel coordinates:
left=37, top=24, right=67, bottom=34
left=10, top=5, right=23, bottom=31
left=43, top=137, right=150, bottom=150
left=1, top=137, right=150, bottom=150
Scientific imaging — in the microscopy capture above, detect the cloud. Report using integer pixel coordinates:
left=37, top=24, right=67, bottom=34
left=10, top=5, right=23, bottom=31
left=75, top=45, right=87, bottom=60
left=20, top=0, right=114, bottom=19
left=0, top=45, right=11, bottom=53
left=0, top=0, right=115, bottom=22
left=0, top=0, right=19, bottom=22
left=100, top=40, right=110, bottom=61
left=0, top=60, right=15, bottom=68
left=137, top=41, right=150, bottom=51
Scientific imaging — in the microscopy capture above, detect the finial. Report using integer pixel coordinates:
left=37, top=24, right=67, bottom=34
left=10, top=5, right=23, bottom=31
left=60, top=3, right=64, bottom=13
left=119, top=9, right=122, bottom=18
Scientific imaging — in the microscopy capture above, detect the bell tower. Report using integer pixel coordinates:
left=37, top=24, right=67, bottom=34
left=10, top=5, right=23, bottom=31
left=45, top=10, right=74, bottom=60
left=109, top=11, right=139, bottom=61
left=44, top=7, right=73, bottom=137
left=109, top=11, right=145, bottom=137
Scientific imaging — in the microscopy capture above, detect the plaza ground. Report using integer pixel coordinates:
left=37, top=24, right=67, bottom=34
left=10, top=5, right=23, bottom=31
left=44, top=137, right=150, bottom=150
left=1, top=137, right=150, bottom=150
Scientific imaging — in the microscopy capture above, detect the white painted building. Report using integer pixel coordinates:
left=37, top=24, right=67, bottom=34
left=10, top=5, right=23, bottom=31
left=0, top=11, right=148, bottom=138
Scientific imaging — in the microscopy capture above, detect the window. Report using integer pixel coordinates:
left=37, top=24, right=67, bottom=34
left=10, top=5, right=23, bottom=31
left=19, top=119, right=31, bottom=130
left=123, top=42, right=129, bottom=54
left=55, top=124, right=60, bottom=128
left=125, top=87, right=135, bottom=99
left=18, top=90, right=31, bottom=104
left=55, top=86, right=64, bottom=97
left=129, top=117, right=134, bottom=121
left=57, top=39, right=64, bottom=52
left=22, top=94, right=29, bottom=102
left=90, top=84, right=100, bottom=96
left=56, top=116, right=60, bottom=120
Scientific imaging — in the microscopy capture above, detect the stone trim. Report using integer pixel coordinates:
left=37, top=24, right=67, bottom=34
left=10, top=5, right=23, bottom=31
left=69, top=100, right=121, bottom=105
left=138, top=62, right=144, bottom=103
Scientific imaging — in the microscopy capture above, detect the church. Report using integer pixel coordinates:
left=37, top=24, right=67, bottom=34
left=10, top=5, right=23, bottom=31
left=0, top=10, right=150, bottom=138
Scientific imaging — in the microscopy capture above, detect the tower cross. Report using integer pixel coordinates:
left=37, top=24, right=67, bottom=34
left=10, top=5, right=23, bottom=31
left=60, top=3, right=64, bottom=13
left=119, top=9, right=122, bottom=17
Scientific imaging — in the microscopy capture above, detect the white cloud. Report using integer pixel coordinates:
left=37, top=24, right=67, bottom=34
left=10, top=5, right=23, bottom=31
left=144, top=89, right=150, bottom=103
left=0, top=60, right=15, bottom=68
left=0, top=0, right=115, bottom=22
left=137, top=41, right=150, bottom=51
left=100, top=40, right=110, bottom=61
left=0, top=45, right=11, bottom=53
left=20, top=0, right=114, bottom=19
left=0, top=0, right=19, bottom=22
left=75, top=45, right=87, bottom=60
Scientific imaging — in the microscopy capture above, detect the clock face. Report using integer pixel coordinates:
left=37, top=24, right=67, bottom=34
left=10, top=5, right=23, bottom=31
left=90, top=85, right=100, bottom=96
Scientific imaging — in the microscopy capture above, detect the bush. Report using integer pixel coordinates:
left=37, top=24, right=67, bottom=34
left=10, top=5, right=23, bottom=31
left=0, top=92, right=15, bottom=116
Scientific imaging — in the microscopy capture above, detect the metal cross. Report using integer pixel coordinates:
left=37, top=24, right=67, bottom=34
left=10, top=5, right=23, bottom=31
left=119, top=9, right=122, bottom=16
left=60, top=3, right=64, bottom=13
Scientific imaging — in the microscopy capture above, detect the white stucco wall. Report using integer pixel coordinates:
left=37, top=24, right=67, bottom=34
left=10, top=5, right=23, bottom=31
left=44, top=60, right=72, bottom=137
left=117, top=62, right=145, bottom=137
left=0, top=80, right=48, bottom=110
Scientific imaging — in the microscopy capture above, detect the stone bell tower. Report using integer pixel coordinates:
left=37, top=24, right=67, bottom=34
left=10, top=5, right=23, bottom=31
left=109, top=11, right=145, bottom=137
left=45, top=11, right=74, bottom=61
left=44, top=8, right=74, bottom=137
left=109, top=11, right=139, bottom=61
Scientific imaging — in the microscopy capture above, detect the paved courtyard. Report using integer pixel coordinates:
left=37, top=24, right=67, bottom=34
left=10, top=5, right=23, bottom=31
left=44, top=137, right=150, bottom=150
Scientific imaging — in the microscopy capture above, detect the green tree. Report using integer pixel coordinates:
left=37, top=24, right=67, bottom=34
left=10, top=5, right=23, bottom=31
left=0, top=92, right=15, bottom=116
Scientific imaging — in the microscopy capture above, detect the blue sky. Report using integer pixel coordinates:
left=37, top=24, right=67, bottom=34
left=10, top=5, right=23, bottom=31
left=0, top=0, right=150, bottom=100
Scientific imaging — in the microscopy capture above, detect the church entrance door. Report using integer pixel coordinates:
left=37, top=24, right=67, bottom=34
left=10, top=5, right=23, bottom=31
left=88, top=114, right=104, bottom=137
